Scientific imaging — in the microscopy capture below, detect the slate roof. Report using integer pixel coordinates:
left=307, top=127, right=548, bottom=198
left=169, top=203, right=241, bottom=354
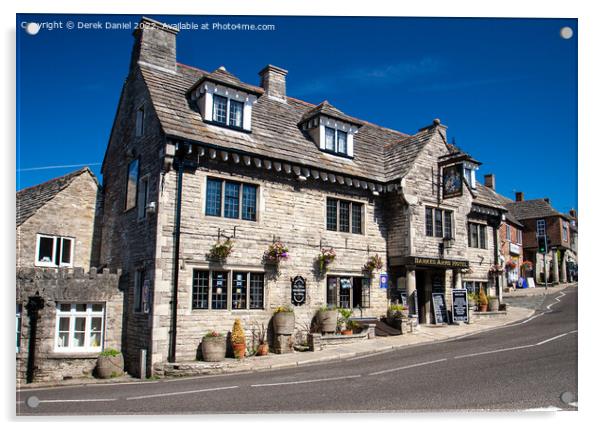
left=16, top=168, right=96, bottom=227
left=472, top=182, right=508, bottom=211
left=141, top=62, right=421, bottom=183
left=505, top=199, right=570, bottom=221
left=299, top=100, right=364, bottom=126
left=188, top=66, right=264, bottom=96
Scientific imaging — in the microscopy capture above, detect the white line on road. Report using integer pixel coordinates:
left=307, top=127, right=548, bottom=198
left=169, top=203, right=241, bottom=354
left=536, top=330, right=578, bottom=346
left=368, top=358, right=447, bottom=376
left=39, top=398, right=117, bottom=403
left=126, top=385, right=239, bottom=401
left=454, top=344, right=535, bottom=359
left=546, top=291, right=567, bottom=310
left=251, top=374, right=361, bottom=387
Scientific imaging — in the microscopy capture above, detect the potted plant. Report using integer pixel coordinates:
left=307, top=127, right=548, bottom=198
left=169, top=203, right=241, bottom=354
left=316, top=305, right=338, bottom=334
left=362, top=254, right=384, bottom=275
left=478, top=289, right=489, bottom=312
left=346, top=320, right=361, bottom=334
left=316, top=247, right=336, bottom=274
left=386, top=304, right=408, bottom=330
left=252, top=322, right=269, bottom=356
left=207, top=238, right=234, bottom=262
left=488, top=295, right=500, bottom=312
left=231, top=319, right=246, bottom=359
left=263, top=241, right=289, bottom=265
left=505, top=260, right=517, bottom=270
left=272, top=305, right=295, bottom=335
left=338, top=308, right=354, bottom=335
left=95, top=348, right=124, bottom=379
left=467, top=292, right=478, bottom=310
left=201, top=331, right=226, bottom=362
left=521, top=261, right=533, bottom=273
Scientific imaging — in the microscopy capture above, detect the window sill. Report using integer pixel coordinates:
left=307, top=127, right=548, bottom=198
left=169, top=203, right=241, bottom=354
left=320, top=149, right=354, bottom=160
left=47, top=352, right=101, bottom=359
left=204, top=120, right=252, bottom=134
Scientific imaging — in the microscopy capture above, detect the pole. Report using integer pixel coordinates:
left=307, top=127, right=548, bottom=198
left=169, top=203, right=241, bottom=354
left=543, top=235, right=548, bottom=290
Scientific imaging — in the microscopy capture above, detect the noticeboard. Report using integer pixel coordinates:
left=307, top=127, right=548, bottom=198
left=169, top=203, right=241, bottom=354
left=432, top=292, right=448, bottom=325
left=451, top=289, right=468, bottom=323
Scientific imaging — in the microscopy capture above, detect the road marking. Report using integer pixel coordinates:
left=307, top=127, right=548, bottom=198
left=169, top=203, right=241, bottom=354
left=525, top=406, right=563, bottom=411
left=251, top=374, right=361, bottom=387
left=536, top=330, right=578, bottom=346
left=368, top=358, right=447, bottom=376
left=126, top=385, right=239, bottom=401
left=546, top=291, right=567, bottom=310
left=454, top=344, right=535, bottom=359
left=345, top=350, right=391, bottom=361
left=38, top=398, right=117, bottom=403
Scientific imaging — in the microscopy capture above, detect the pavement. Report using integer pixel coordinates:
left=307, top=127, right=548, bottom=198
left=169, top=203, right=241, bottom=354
left=16, top=283, right=578, bottom=414
left=18, top=285, right=575, bottom=390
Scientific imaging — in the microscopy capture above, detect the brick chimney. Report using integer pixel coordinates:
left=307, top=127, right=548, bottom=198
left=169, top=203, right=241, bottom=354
left=515, top=191, right=524, bottom=202
left=569, top=208, right=577, bottom=218
left=130, top=17, right=179, bottom=73
left=259, top=65, right=288, bottom=102
left=544, top=197, right=551, bottom=204
left=484, top=173, right=496, bottom=191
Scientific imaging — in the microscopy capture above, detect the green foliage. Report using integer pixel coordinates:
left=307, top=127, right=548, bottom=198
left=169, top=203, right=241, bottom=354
left=273, top=305, right=293, bottom=314
left=99, top=348, right=121, bottom=357
left=363, top=254, right=384, bottom=274
left=207, top=238, right=234, bottom=261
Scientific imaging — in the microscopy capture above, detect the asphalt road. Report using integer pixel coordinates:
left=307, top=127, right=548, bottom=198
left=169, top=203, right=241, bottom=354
left=16, top=286, right=578, bottom=415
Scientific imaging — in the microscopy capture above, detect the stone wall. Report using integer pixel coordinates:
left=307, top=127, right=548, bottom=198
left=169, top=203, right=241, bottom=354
left=16, top=267, right=123, bottom=385
left=16, top=172, right=99, bottom=271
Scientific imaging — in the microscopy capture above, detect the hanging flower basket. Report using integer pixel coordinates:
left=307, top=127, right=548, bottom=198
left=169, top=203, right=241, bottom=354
left=505, top=260, right=517, bottom=270
left=488, top=264, right=504, bottom=276
left=521, top=261, right=533, bottom=271
left=263, top=241, right=289, bottom=265
left=316, top=247, right=336, bottom=273
left=207, top=238, right=234, bottom=262
left=362, top=254, right=383, bottom=275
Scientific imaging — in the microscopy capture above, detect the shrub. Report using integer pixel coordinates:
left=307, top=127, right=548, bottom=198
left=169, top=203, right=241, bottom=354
left=203, top=331, right=223, bottom=339
left=478, top=289, right=488, bottom=306
left=207, top=238, right=234, bottom=261
left=231, top=319, right=245, bottom=345
left=99, top=348, right=121, bottom=357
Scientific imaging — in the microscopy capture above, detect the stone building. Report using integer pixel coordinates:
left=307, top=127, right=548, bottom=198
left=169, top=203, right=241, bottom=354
left=506, top=192, right=574, bottom=285
left=16, top=168, right=123, bottom=384
left=98, top=17, right=506, bottom=376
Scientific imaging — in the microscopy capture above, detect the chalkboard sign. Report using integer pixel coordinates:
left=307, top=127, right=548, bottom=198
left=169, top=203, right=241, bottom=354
left=291, top=275, right=306, bottom=306
left=451, top=289, right=468, bottom=323
left=432, top=292, right=448, bottom=324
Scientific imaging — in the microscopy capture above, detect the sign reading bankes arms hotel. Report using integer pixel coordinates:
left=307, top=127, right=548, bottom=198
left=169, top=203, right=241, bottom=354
left=409, top=256, right=470, bottom=269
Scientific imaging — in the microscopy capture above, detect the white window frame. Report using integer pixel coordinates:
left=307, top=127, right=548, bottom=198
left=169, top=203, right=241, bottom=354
left=536, top=219, right=546, bottom=237
left=35, top=234, right=75, bottom=268
left=54, top=303, right=105, bottom=353
left=517, top=229, right=523, bottom=245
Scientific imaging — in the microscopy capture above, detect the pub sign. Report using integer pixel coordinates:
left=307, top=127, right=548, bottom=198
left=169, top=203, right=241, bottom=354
left=291, top=275, right=306, bottom=306
left=442, top=164, right=463, bottom=199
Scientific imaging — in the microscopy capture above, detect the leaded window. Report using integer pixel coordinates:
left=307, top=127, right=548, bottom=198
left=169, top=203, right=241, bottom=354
left=242, top=184, right=257, bottom=221
left=337, top=130, right=347, bottom=154
left=229, top=100, right=244, bottom=128
left=213, top=95, right=228, bottom=124
left=192, top=270, right=209, bottom=310
left=224, top=181, right=240, bottom=219
left=250, top=273, right=264, bottom=309
left=434, top=209, right=443, bottom=237
left=425, top=207, right=434, bottom=236
left=232, top=272, right=247, bottom=310
left=351, top=203, right=363, bottom=234
left=125, top=158, right=139, bottom=211
left=339, top=201, right=350, bottom=232
left=205, top=178, right=257, bottom=221
left=426, top=207, right=453, bottom=238
left=326, top=198, right=338, bottom=231
left=468, top=222, right=487, bottom=249
left=444, top=211, right=453, bottom=239
left=325, top=127, right=336, bottom=151
left=205, top=178, right=222, bottom=217
left=211, top=272, right=228, bottom=310
left=536, top=219, right=546, bottom=237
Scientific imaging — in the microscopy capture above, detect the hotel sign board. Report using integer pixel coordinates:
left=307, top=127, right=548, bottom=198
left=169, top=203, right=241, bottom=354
left=432, top=292, right=448, bottom=325
left=409, top=257, right=470, bottom=269
left=451, top=289, right=469, bottom=323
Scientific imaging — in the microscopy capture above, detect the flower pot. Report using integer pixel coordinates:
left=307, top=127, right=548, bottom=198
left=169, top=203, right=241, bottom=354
left=256, top=343, right=269, bottom=356
left=232, top=342, right=246, bottom=359
left=488, top=297, right=500, bottom=312
left=317, top=309, right=338, bottom=333
left=341, top=329, right=353, bottom=336
left=273, top=311, right=295, bottom=335
left=96, top=353, right=124, bottom=379
left=201, top=336, right=226, bottom=362
left=479, top=304, right=488, bottom=312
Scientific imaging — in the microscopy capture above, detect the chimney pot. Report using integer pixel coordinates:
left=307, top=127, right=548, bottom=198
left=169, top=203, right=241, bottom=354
left=259, top=64, right=288, bottom=102
left=484, top=173, right=496, bottom=191
left=515, top=191, right=524, bottom=202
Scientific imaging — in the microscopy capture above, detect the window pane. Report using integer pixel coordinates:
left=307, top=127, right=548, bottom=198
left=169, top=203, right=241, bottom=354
left=125, top=159, right=139, bottom=211
left=75, top=304, right=86, bottom=312
left=57, top=331, right=70, bottom=348
left=205, top=178, right=222, bottom=216
left=59, top=317, right=70, bottom=331
left=444, top=211, right=452, bottom=239
left=38, top=236, right=54, bottom=263
left=352, top=203, right=363, bottom=234
left=339, top=201, right=350, bottom=232
left=326, top=198, right=337, bottom=231
left=250, top=273, right=264, bottom=309
left=89, top=332, right=101, bottom=348
left=224, top=182, right=240, bottom=219
left=339, top=277, right=351, bottom=308
left=229, top=100, right=244, bottom=128
left=325, top=127, right=336, bottom=151
left=54, top=238, right=61, bottom=266
left=232, top=272, right=247, bottom=310
left=242, top=184, right=257, bottom=221
left=211, top=272, right=228, bottom=310
left=213, top=95, right=228, bottom=124
left=425, top=208, right=433, bottom=236
left=192, top=270, right=209, bottom=310
left=327, top=277, right=337, bottom=307
left=479, top=225, right=488, bottom=249
left=434, top=209, right=443, bottom=237
left=337, top=130, right=347, bottom=154
left=469, top=223, right=479, bottom=248
left=60, top=303, right=71, bottom=312
left=134, top=270, right=144, bottom=312
left=92, top=304, right=103, bottom=312
left=61, top=238, right=72, bottom=265
left=361, top=278, right=371, bottom=308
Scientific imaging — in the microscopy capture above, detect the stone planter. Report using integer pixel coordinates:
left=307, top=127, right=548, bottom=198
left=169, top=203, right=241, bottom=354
left=96, top=353, right=124, bottom=379
left=488, top=297, right=500, bottom=312
left=317, top=309, right=338, bottom=333
left=273, top=311, right=295, bottom=335
left=201, top=336, right=226, bottom=362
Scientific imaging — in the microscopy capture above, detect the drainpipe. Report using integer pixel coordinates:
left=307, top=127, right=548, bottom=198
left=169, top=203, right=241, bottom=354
left=168, top=143, right=189, bottom=363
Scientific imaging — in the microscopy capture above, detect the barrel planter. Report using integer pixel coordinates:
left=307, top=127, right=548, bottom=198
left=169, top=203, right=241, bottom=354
left=201, top=336, right=226, bottom=362
left=273, top=311, right=295, bottom=335
left=488, top=297, right=500, bottom=312
left=96, top=353, right=124, bottom=379
left=317, top=309, right=338, bottom=333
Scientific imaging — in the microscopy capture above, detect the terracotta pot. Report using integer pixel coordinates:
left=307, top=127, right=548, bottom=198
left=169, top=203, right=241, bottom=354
left=232, top=342, right=246, bottom=359
left=479, top=304, right=488, bottom=312
left=317, top=309, right=338, bottom=333
left=201, top=336, right=226, bottom=362
left=96, top=353, right=124, bottom=379
left=273, top=311, right=295, bottom=335
left=256, top=343, right=269, bottom=356
left=341, top=329, right=353, bottom=336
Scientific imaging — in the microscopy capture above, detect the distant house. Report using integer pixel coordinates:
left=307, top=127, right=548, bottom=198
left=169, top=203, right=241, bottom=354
left=16, top=168, right=123, bottom=384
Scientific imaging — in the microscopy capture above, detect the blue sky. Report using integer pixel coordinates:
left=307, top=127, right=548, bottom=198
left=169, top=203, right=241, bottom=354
left=16, top=14, right=577, bottom=212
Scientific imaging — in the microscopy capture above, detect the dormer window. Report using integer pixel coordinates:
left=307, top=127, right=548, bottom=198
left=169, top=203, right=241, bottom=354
left=213, top=95, right=228, bottom=124
left=463, top=163, right=478, bottom=189
left=229, top=100, right=244, bottom=128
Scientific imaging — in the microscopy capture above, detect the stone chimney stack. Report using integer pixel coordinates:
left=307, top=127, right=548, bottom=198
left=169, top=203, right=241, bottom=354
left=259, top=65, right=288, bottom=102
left=130, top=17, right=179, bottom=73
left=484, top=173, right=496, bottom=191
left=569, top=208, right=577, bottom=218
left=544, top=197, right=551, bottom=204
left=515, top=191, right=524, bottom=202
